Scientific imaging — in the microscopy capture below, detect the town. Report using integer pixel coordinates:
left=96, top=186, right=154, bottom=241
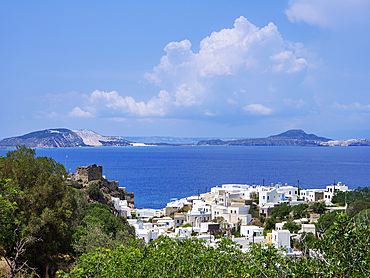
left=102, top=169, right=349, bottom=256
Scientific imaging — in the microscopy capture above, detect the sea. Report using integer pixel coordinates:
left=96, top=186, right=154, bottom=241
left=1, top=146, right=370, bottom=209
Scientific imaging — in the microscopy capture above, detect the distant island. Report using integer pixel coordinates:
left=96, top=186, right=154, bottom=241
left=1, top=128, right=370, bottom=149
left=197, top=129, right=370, bottom=147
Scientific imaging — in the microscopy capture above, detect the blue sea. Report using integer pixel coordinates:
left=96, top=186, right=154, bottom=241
left=1, top=146, right=370, bottom=209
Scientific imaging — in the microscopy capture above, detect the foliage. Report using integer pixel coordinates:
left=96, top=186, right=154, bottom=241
left=86, top=183, right=103, bottom=201
left=72, top=203, right=136, bottom=256
left=315, top=210, right=340, bottom=233
left=259, top=215, right=265, bottom=223
left=290, top=203, right=309, bottom=219
left=316, top=213, right=370, bottom=276
left=353, top=209, right=370, bottom=226
left=270, top=203, right=290, bottom=219
left=282, top=220, right=301, bottom=233
left=0, top=146, right=88, bottom=277
left=310, top=201, right=326, bottom=214
left=181, top=223, right=191, bottom=228
left=58, top=237, right=252, bottom=278
left=58, top=219, right=370, bottom=278
left=264, top=217, right=277, bottom=231
left=296, top=232, right=316, bottom=253
left=332, top=187, right=370, bottom=206
left=0, top=178, right=38, bottom=277
left=347, top=201, right=370, bottom=218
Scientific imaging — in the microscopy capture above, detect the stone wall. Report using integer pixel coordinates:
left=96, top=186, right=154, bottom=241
left=76, top=164, right=102, bottom=182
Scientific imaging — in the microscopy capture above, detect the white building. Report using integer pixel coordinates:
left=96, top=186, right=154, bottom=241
left=300, top=189, right=324, bottom=202
left=111, top=197, right=131, bottom=218
left=186, top=200, right=212, bottom=228
left=324, top=182, right=349, bottom=204
left=272, top=230, right=291, bottom=249
left=240, top=225, right=264, bottom=238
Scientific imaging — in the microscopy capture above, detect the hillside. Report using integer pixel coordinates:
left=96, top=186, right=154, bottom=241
left=0, top=129, right=131, bottom=149
left=198, top=129, right=332, bottom=146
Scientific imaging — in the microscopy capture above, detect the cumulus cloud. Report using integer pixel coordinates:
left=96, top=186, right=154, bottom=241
left=42, top=17, right=315, bottom=124
left=68, top=107, right=94, bottom=118
left=87, top=89, right=171, bottom=117
left=243, top=104, right=273, bottom=115
left=145, top=16, right=310, bottom=109
left=333, top=102, right=370, bottom=111
left=286, top=0, right=370, bottom=28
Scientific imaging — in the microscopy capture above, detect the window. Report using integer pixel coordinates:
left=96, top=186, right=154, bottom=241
left=267, top=196, right=269, bottom=200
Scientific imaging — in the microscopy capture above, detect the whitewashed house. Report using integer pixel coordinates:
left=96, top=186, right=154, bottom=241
left=324, top=182, right=349, bottom=204
left=272, top=230, right=291, bottom=249
left=240, top=225, right=264, bottom=238
left=111, top=197, right=131, bottom=218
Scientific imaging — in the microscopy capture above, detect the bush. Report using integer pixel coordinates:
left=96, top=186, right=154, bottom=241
left=87, top=183, right=103, bottom=200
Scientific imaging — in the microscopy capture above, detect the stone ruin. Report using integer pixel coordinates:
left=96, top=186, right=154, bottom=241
left=72, top=164, right=134, bottom=208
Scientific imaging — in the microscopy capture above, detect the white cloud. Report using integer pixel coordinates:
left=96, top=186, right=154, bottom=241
left=87, top=89, right=171, bottom=117
left=204, top=109, right=216, bottom=116
left=145, top=16, right=311, bottom=108
left=227, top=98, right=238, bottom=105
left=283, top=98, right=306, bottom=108
left=243, top=104, right=273, bottom=115
left=333, top=102, right=370, bottom=111
left=286, top=0, right=370, bottom=28
left=68, top=107, right=94, bottom=118
left=270, top=51, right=307, bottom=73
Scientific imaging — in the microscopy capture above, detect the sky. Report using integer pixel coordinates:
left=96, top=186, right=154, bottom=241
left=1, top=0, right=370, bottom=140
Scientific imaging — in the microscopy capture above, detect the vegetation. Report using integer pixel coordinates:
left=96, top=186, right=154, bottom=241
left=332, top=187, right=370, bottom=206
left=58, top=214, right=370, bottom=277
left=0, top=146, right=134, bottom=277
left=270, top=203, right=290, bottom=219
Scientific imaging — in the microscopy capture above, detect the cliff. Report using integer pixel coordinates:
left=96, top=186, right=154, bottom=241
left=0, top=128, right=132, bottom=149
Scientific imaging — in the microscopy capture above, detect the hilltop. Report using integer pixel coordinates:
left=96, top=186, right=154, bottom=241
left=0, top=129, right=131, bottom=149
left=198, top=129, right=370, bottom=146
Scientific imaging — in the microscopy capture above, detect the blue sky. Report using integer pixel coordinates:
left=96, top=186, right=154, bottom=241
left=1, top=0, right=370, bottom=140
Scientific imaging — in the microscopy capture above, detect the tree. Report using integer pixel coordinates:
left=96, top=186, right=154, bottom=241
left=315, top=210, right=340, bottom=233
left=0, top=146, right=86, bottom=277
left=347, top=201, right=370, bottom=218
left=316, top=213, right=370, bottom=276
left=270, top=203, right=290, bottom=219
left=0, top=178, right=39, bottom=278
left=282, top=220, right=300, bottom=233
left=264, top=217, right=277, bottom=231
left=72, top=203, right=136, bottom=256
left=310, top=201, right=326, bottom=214
left=290, top=203, right=309, bottom=219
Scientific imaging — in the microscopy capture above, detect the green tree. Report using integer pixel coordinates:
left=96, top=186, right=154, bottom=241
left=0, top=178, right=38, bottom=278
left=346, top=201, right=370, bottom=218
left=264, top=217, right=277, bottom=231
left=270, top=203, right=290, bottom=219
left=86, top=183, right=103, bottom=201
left=72, top=203, right=135, bottom=256
left=291, top=203, right=309, bottom=219
left=310, top=201, right=326, bottom=214
left=0, top=146, right=86, bottom=277
left=316, top=210, right=340, bottom=233
left=316, top=213, right=370, bottom=276
left=282, top=220, right=301, bottom=233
